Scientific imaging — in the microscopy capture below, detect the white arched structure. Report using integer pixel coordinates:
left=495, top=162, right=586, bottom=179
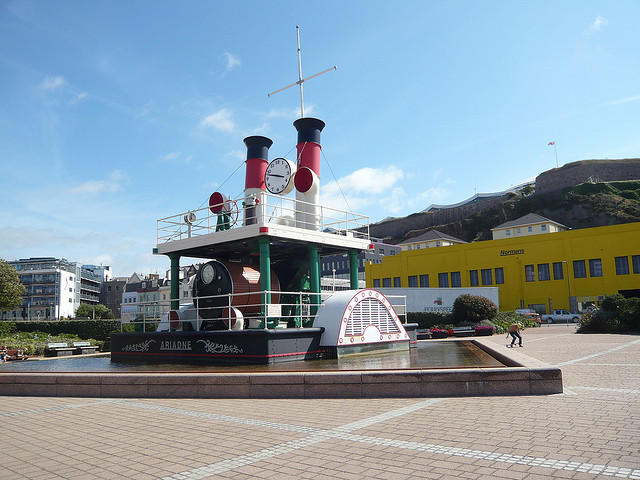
left=313, top=289, right=409, bottom=356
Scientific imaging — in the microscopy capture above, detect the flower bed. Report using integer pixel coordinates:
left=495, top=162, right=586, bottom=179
left=429, top=328, right=449, bottom=339
left=474, top=326, right=494, bottom=336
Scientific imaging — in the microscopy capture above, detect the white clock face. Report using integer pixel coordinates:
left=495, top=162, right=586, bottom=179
left=265, top=158, right=293, bottom=195
left=201, top=264, right=215, bottom=284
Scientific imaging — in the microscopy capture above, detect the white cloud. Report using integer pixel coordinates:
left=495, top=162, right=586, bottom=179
left=585, top=16, right=608, bottom=35
left=319, top=165, right=406, bottom=214
left=324, top=165, right=404, bottom=196
left=162, top=152, right=192, bottom=164
left=39, top=75, right=66, bottom=91
left=222, top=52, right=241, bottom=72
left=70, top=170, right=128, bottom=194
left=200, top=109, right=235, bottom=133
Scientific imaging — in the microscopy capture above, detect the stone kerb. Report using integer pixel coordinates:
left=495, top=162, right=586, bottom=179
left=0, top=343, right=563, bottom=398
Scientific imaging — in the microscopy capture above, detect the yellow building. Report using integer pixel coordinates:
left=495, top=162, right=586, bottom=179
left=366, top=222, right=640, bottom=313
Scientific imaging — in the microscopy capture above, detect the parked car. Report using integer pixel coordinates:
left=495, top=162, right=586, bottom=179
left=522, top=312, right=542, bottom=326
left=545, top=309, right=580, bottom=323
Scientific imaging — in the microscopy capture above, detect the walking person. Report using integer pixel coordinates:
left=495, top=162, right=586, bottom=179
left=507, top=323, right=523, bottom=347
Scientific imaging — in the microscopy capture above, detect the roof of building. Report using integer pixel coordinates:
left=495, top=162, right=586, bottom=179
left=491, top=213, right=568, bottom=230
left=422, top=180, right=535, bottom=213
left=400, top=229, right=466, bottom=245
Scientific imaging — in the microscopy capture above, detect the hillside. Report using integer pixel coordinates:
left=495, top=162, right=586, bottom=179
left=369, top=180, right=640, bottom=245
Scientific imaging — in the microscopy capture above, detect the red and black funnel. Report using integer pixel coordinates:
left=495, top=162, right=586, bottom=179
left=293, top=118, right=324, bottom=193
left=243, top=135, right=273, bottom=191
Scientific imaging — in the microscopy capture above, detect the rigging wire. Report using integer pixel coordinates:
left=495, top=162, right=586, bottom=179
left=197, top=144, right=298, bottom=210
left=196, top=159, right=246, bottom=210
left=321, top=148, right=352, bottom=212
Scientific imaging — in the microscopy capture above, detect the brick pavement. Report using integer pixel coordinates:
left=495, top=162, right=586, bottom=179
left=1, top=325, right=639, bottom=479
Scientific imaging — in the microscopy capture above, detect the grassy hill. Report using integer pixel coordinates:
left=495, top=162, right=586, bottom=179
left=373, top=181, right=640, bottom=245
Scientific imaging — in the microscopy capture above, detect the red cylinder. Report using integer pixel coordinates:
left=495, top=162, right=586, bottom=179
left=293, top=117, right=324, bottom=177
left=243, top=136, right=273, bottom=191
left=295, top=142, right=322, bottom=176
left=224, top=263, right=280, bottom=315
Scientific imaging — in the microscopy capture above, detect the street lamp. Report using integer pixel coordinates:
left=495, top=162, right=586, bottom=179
left=332, top=268, right=336, bottom=292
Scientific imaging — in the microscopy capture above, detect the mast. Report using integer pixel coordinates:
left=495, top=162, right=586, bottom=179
left=268, top=25, right=337, bottom=118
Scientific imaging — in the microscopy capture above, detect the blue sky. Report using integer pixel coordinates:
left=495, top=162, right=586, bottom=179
left=1, top=1, right=639, bottom=277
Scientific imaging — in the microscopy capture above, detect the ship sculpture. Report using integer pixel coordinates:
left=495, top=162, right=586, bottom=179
left=111, top=118, right=413, bottom=364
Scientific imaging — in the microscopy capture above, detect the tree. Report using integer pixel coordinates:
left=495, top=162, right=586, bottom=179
left=452, top=294, right=498, bottom=324
left=75, top=303, right=115, bottom=319
left=0, top=258, right=25, bottom=310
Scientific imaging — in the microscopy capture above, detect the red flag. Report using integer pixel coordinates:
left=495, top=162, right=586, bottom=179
left=548, top=141, right=555, bottom=145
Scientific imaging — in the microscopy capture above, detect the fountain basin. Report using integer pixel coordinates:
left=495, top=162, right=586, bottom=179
left=0, top=339, right=562, bottom=398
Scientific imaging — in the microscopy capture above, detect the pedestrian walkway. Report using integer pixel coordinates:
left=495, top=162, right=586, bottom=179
left=1, top=325, right=639, bottom=479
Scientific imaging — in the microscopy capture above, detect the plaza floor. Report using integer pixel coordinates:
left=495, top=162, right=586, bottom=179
left=1, top=325, right=639, bottom=479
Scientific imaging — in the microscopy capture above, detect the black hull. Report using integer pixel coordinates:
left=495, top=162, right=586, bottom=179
left=110, top=328, right=324, bottom=365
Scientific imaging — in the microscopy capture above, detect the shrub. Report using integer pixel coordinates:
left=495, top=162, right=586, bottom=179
left=620, top=190, right=639, bottom=200
left=452, top=295, right=498, bottom=324
left=578, top=295, right=640, bottom=333
left=578, top=311, right=620, bottom=333
left=406, top=311, right=453, bottom=329
left=9, top=320, right=121, bottom=341
left=601, top=293, right=626, bottom=313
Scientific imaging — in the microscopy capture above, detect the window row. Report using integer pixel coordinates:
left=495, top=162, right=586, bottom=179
left=614, top=255, right=640, bottom=275
left=524, top=257, right=640, bottom=281
left=372, top=268, right=504, bottom=288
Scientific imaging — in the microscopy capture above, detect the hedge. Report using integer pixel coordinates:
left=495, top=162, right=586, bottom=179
left=0, top=320, right=121, bottom=341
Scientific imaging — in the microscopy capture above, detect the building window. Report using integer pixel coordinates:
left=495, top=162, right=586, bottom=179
left=438, top=273, right=449, bottom=288
left=516, top=228, right=521, bottom=234
left=588, top=258, right=603, bottom=277
left=525, top=265, right=535, bottom=282
left=537, top=263, right=550, bottom=281
left=495, top=267, right=504, bottom=285
left=407, top=245, right=412, bottom=251
left=419, top=274, right=429, bottom=288
left=505, top=230, right=511, bottom=236
left=469, top=270, right=479, bottom=286
left=541, top=224, right=547, bottom=231
left=632, top=255, right=640, bottom=274
left=528, top=226, right=533, bottom=232
left=373, top=279, right=381, bottom=288
left=615, top=256, right=630, bottom=275
left=379, top=248, right=385, bottom=255
left=451, top=271, right=461, bottom=287
left=552, top=262, right=564, bottom=280
left=481, top=269, right=493, bottom=285
left=393, top=277, right=401, bottom=288
left=107, top=286, right=112, bottom=292
left=408, top=275, right=418, bottom=287
left=382, top=278, right=391, bottom=287
left=573, top=260, right=587, bottom=278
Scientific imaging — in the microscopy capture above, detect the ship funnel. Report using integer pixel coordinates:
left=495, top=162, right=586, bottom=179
left=293, top=118, right=324, bottom=230
left=243, top=135, right=273, bottom=225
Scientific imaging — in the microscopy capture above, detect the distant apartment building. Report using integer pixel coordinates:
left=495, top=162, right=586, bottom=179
left=2, top=257, right=107, bottom=320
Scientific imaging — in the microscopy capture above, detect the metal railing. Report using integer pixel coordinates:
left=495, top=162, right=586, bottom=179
left=120, top=290, right=408, bottom=332
left=157, top=192, right=369, bottom=244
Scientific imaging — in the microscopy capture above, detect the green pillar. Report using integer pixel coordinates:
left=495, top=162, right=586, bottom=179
left=169, top=253, right=180, bottom=310
left=349, top=250, right=360, bottom=290
left=258, top=236, right=271, bottom=328
left=308, top=244, right=320, bottom=315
